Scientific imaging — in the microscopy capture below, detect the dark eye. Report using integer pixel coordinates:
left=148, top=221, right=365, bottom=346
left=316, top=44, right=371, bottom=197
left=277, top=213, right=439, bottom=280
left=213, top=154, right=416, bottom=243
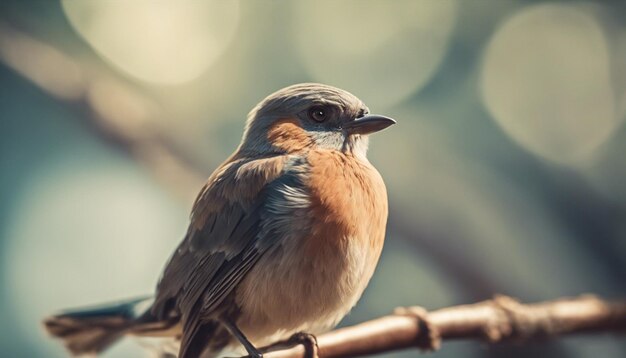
left=308, top=106, right=328, bottom=122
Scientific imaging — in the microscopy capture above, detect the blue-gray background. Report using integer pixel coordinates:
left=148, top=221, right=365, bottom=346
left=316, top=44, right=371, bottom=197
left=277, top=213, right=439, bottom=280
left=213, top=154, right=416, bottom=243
left=0, top=1, right=624, bottom=357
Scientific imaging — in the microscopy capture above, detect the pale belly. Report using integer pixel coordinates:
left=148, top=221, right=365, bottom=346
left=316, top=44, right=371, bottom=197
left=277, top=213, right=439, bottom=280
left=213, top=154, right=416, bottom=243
left=234, top=234, right=380, bottom=347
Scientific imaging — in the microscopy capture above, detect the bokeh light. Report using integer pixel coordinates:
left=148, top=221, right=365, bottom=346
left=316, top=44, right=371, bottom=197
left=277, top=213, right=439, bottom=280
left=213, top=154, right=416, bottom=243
left=4, top=160, right=186, bottom=357
left=481, top=3, right=618, bottom=166
left=61, top=0, right=240, bottom=85
left=293, top=0, right=457, bottom=108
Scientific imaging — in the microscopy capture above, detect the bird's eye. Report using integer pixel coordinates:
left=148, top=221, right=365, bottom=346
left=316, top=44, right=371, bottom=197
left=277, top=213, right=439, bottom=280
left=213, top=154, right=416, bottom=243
left=308, top=106, right=328, bottom=122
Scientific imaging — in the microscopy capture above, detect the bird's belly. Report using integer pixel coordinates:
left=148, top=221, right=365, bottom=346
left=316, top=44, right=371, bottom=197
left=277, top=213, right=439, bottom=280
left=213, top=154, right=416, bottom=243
left=234, top=234, right=378, bottom=346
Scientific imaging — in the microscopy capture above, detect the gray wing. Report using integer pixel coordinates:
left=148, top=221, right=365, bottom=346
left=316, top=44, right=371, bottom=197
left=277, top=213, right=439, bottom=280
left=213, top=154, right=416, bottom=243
left=152, top=199, right=264, bottom=321
left=151, top=157, right=307, bottom=356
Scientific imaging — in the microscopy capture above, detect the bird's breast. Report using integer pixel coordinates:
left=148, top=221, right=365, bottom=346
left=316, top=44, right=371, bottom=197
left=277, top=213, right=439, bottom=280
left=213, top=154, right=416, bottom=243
left=235, top=149, right=388, bottom=345
left=305, top=149, right=388, bottom=249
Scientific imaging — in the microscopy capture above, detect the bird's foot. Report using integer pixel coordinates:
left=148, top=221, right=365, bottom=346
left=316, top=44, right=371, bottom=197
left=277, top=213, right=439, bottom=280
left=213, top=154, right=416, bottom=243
left=238, top=346, right=263, bottom=358
left=259, top=331, right=318, bottom=357
left=286, top=332, right=318, bottom=358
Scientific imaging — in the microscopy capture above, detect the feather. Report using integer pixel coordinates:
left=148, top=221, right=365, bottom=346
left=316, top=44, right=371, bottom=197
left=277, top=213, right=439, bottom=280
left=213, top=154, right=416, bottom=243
left=150, top=155, right=291, bottom=357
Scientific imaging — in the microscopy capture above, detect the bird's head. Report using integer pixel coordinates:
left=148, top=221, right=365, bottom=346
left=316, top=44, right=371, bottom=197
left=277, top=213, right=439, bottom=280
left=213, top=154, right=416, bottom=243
left=237, top=83, right=395, bottom=158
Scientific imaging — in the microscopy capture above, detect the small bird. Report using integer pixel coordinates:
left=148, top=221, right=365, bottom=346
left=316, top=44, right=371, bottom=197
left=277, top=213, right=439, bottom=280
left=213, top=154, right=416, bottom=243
left=44, top=83, right=395, bottom=357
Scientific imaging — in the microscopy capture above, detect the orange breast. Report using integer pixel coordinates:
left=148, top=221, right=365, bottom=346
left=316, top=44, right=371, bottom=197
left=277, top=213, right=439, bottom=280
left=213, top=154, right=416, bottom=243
left=305, top=149, right=388, bottom=254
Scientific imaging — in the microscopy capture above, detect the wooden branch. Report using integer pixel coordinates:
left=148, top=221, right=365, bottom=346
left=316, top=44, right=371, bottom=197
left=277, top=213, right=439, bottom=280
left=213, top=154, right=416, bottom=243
left=253, top=295, right=626, bottom=358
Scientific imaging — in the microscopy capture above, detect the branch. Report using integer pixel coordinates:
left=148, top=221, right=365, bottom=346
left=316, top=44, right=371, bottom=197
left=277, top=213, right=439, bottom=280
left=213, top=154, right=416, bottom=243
left=254, top=295, right=626, bottom=358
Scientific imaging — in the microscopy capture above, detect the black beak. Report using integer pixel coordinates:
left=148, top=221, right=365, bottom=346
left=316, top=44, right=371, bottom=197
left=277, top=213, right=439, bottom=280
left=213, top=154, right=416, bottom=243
left=344, top=114, right=396, bottom=135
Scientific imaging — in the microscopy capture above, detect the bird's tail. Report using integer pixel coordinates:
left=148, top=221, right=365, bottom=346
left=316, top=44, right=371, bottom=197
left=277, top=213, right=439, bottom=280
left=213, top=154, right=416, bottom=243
left=43, top=296, right=154, bottom=356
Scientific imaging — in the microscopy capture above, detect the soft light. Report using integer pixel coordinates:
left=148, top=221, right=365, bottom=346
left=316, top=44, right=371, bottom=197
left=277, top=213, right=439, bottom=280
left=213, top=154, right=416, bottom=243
left=293, top=0, right=457, bottom=108
left=62, top=0, right=240, bottom=85
left=481, top=3, right=617, bottom=166
left=4, top=161, right=186, bottom=356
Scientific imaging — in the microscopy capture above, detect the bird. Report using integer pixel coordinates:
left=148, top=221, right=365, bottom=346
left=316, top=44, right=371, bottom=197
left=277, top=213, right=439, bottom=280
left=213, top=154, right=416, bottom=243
left=44, top=83, right=396, bottom=358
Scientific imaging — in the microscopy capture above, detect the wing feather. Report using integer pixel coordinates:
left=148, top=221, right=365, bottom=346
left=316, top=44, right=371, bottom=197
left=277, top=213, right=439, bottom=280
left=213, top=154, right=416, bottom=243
left=150, top=155, right=290, bottom=356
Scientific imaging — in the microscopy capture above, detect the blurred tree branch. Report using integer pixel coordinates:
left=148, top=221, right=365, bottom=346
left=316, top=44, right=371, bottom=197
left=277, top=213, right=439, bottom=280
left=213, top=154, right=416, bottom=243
left=0, top=21, right=205, bottom=202
left=253, top=295, right=626, bottom=358
left=386, top=212, right=499, bottom=300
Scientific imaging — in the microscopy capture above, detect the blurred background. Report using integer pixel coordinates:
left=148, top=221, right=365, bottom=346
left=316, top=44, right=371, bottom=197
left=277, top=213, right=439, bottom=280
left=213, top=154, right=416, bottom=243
left=0, top=1, right=625, bottom=357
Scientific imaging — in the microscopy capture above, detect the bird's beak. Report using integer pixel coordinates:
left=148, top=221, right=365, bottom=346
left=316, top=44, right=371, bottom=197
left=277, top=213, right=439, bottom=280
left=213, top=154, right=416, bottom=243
left=344, top=114, right=396, bottom=135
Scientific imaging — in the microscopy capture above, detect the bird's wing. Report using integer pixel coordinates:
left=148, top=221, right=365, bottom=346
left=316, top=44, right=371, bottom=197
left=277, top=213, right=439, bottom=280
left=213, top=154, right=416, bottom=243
left=151, top=154, right=306, bottom=356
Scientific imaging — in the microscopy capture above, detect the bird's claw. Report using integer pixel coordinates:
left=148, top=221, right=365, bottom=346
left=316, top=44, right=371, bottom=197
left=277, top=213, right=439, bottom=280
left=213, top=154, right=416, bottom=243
left=286, top=332, right=318, bottom=358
